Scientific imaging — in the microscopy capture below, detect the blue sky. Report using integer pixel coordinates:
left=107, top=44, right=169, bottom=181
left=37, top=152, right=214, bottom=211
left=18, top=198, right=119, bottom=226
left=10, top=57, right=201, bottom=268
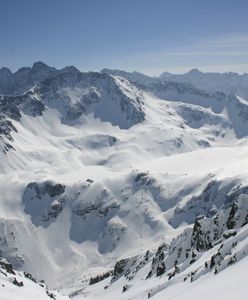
left=0, top=0, right=247, bottom=75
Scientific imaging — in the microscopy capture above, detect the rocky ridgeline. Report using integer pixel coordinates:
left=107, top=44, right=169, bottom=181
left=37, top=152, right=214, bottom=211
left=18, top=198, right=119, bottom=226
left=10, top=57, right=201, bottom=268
left=1, top=63, right=248, bottom=155
left=0, top=93, right=44, bottom=153
left=22, top=179, right=123, bottom=253
left=170, top=178, right=248, bottom=227
left=103, top=68, right=248, bottom=100
left=104, top=68, right=248, bottom=138
left=0, top=62, right=79, bottom=96
left=0, top=68, right=145, bottom=153
left=86, top=189, right=248, bottom=298
left=159, top=68, right=248, bottom=99
left=27, top=71, right=145, bottom=126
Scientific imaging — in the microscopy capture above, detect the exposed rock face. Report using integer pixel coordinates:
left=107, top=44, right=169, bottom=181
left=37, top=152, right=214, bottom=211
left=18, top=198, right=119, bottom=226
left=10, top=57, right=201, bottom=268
left=22, top=179, right=125, bottom=253
left=0, top=62, right=79, bottom=96
left=165, top=195, right=247, bottom=268
left=111, top=251, right=152, bottom=283
left=103, top=68, right=248, bottom=138
left=0, top=93, right=45, bottom=153
left=1, top=63, right=248, bottom=296
left=89, top=195, right=248, bottom=297
left=103, top=68, right=248, bottom=101
left=22, top=181, right=66, bottom=227
left=0, top=66, right=146, bottom=153
left=170, top=179, right=248, bottom=227
left=26, top=71, right=145, bottom=127
left=1, top=63, right=248, bottom=157
left=29, top=70, right=145, bottom=128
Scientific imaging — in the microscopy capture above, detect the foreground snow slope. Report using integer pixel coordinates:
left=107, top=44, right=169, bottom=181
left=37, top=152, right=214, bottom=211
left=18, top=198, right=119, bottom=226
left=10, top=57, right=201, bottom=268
left=0, top=258, right=69, bottom=300
left=0, top=64, right=248, bottom=298
left=74, top=196, right=248, bottom=299
left=80, top=252, right=248, bottom=300
left=151, top=256, right=248, bottom=300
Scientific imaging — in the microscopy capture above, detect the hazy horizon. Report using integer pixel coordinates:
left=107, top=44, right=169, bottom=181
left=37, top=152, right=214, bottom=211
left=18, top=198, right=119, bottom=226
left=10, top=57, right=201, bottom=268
left=1, top=61, right=247, bottom=77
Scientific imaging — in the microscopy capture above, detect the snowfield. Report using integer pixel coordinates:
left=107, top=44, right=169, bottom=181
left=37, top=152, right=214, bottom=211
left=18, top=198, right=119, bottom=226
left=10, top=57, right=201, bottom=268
left=80, top=254, right=248, bottom=300
left=0, top=63, right=248, bottom=299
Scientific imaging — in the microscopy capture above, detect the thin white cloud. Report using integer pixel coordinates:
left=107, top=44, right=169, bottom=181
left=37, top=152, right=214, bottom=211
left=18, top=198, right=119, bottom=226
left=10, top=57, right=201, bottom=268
left=147, top=51, right=248, bottom=58
left=141, top=32, right=248, bottom=60
left=130, top=32, right=248, bottom=75
left=202, top=34, right=248, bottom=48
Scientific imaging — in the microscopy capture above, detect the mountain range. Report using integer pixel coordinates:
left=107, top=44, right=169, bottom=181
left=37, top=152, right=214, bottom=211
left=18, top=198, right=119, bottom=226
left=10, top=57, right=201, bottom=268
left=0, top=62, right=248, bottom=300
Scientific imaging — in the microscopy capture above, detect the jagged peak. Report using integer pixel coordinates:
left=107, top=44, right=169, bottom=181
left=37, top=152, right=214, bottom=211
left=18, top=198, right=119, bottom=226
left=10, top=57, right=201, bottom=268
left=60, top=65, right=80, bottom=74
left=31, top=61, right=50, bottom=70
left=0, top=67, right=13, bottom=75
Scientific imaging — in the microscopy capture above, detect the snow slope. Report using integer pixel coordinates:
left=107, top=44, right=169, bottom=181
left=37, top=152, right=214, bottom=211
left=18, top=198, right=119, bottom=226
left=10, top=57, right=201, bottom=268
left=0, top=63, right=248, bottom=299
left=80, top=250, right=248, bottom=300
left=153, top=257, right=248, bottom=300
left=0, top=258, right=69, bottom=300
left=73, top=188, right=248, bottom=299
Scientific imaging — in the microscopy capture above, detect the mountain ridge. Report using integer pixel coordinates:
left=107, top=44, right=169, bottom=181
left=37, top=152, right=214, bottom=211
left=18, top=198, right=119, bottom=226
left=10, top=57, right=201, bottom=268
left=1, top=62, right=248, bottom=299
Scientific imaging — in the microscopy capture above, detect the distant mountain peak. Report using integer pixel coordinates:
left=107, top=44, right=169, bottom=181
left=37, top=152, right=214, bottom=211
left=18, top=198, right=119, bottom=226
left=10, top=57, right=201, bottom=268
left=187, top=68, right=202, bottom=74
left=30, top=61, right=56, bottom=75
left=32, top=61, right=49, bottom=69
left=0, top=67, right=12, bottom=75
left=61, top=65, right=80, bottom=74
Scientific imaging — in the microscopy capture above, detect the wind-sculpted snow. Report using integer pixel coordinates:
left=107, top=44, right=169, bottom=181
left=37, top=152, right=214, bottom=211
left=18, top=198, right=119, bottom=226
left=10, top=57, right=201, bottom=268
left=0, top=70, right=146, bottom=154
left=103, top=68, right=248, bottom=100
left=1, top=63, right=248, bottom=298
left=81, top=194, right=248, bottom=299
left=26, top=72, right=145, bottom=128
left=1, top=63, right=248, bottom=157
left=22, top=181, right=66, bottom=227
left=22, top=180, right=121, bottom=248
left=0, top=93, right=44, bottom=153
left=1, top=160, right=247, bottom=289
left=170, top=178, right=248, bottom=227
left=104, top=68, right=248, bottom=138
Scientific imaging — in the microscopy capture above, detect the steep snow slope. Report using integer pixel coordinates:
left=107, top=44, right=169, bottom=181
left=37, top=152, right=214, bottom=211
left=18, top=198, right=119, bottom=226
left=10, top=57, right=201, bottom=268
left=72, top=171, right=248, bottom=299
left=102, top=69, right=248, bottom=138
left=1, top=106, right=248, bottom=289
left=2, top=140, right=248, bottom=292
left=101, top=69, right=159, bottom=86
left=0, top=71, right=145, bottom=154
left=79, top=236, right=248, bottom=300
left=152, top=257, right=248, bottom=300
left=0, top=257, right=69, bottom=300
left=0, top=66, right=248, bottom=298
left=74, top=222, right=248, bottom=300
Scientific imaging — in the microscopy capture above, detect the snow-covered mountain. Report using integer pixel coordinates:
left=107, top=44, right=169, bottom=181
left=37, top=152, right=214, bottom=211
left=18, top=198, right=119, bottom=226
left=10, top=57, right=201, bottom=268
left=101, top=69, right=159, bottom=86
left=0, top=62, right=80, bottom=96
left=159, top=68, right=248, bottom=99
left=0, top=62, right=248, bottom=299
left=102, top=68, right=248, bottom=100
left=80, top=194, right=248, bottom=299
